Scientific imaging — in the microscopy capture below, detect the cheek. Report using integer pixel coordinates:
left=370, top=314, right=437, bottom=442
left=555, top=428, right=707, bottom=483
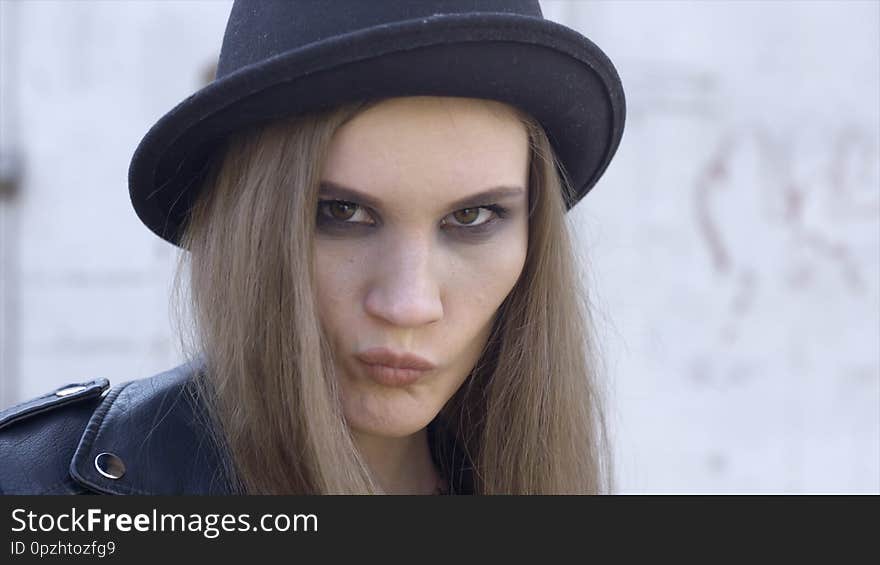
left=314, top=244, right=361, bottom=331
left=454, top=223, right=528, bottom=303
left=446, top=226, right=528, bottom=342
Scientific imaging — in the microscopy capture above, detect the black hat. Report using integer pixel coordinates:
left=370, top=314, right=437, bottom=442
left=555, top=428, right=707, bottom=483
left=128, top=0, right=626, bottom=246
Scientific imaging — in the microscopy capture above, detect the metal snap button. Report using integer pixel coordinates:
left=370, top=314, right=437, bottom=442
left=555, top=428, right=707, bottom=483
left=55, top=385, right=87, bottom=397
left=94, top=452, right=126, bottom=480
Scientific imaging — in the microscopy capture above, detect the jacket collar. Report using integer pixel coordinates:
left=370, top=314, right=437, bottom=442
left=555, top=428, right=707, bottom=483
left=69, top=360, right=235, bottom=495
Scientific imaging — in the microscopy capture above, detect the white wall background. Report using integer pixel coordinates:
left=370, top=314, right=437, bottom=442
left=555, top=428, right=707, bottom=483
left=0, top=0, right=877, bottom=493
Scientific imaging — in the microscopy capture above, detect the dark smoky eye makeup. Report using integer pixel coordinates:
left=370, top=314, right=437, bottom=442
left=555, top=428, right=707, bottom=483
left=315, top=199, right=377, bottom=233
left=445, top=204, right=510, bottom=240
left=315, top=197, right=512, bottom=240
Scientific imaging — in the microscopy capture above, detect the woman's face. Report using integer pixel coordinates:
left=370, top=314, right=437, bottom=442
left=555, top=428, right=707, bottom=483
left=315, top=96, right=530, bottom=438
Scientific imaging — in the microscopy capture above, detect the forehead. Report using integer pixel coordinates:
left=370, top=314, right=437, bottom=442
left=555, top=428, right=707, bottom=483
left=321, top=97, right=530, bottom=210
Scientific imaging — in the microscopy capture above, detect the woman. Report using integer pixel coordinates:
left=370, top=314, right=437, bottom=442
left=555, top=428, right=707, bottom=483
left=0, top=0, right=625, bottom=495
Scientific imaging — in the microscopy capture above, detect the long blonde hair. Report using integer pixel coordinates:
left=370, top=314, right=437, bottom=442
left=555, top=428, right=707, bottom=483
left=172, top=97, right=612, bottom=494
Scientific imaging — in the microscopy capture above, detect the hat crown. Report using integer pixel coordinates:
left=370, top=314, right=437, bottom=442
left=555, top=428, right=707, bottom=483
left=216, top=0, right=543, bottom=78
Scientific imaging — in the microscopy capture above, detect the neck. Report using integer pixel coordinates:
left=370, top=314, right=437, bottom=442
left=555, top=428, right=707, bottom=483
left=351, top=426, right=441, bottom=495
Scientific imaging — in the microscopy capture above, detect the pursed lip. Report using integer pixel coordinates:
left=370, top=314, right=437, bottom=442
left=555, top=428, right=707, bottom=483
left=355, top=347, right=436, bottom=370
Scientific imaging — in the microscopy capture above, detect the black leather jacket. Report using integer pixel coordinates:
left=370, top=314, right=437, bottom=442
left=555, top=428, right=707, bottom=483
left=0, top=362, right=233, bottom=495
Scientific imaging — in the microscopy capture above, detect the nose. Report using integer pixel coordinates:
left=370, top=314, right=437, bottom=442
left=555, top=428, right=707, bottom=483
left=364, top=235, right=444, bottom=328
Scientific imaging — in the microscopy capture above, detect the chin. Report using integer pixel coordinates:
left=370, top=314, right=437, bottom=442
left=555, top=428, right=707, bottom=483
left=342, top=390, right=439, bottom=439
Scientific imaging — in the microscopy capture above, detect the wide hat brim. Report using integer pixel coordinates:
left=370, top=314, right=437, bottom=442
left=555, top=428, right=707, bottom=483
left=128, top=12, right=626, bottom=246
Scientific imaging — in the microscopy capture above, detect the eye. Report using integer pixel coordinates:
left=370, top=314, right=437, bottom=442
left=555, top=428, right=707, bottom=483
left=317, top=200, right=374, bottom=225
left=442, top=206, right=505, bottom=229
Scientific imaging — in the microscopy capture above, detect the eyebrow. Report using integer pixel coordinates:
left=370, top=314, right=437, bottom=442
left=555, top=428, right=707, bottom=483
left=318, top=180, right=525, bottom=211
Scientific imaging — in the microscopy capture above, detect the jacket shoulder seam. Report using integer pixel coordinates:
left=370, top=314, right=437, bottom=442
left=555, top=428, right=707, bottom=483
left=0, top=379, right=110, bottom=432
